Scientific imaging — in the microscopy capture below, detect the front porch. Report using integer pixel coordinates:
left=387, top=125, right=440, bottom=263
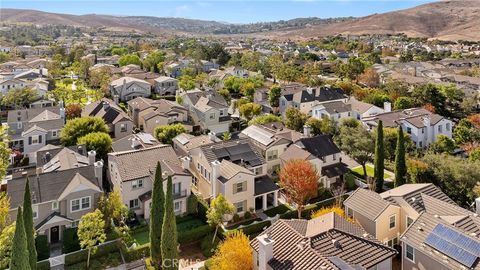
left=35, top=212, right=73, bottom=245
left=253, top=175, right=279, bottom=211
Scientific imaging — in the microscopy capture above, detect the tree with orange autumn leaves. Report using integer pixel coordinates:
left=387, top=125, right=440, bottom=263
left=279, top=159, right=319, bottom=218
left=210, top=231, right=252, bottom=270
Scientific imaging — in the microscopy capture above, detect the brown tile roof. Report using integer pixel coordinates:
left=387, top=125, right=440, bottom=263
left=363, top=108, right=444, bottom=129
left=251, top=213, right=397, bottom=270
left=343, top=188, right=392, bottom=221
left=108, top=145, right=185, bottom=181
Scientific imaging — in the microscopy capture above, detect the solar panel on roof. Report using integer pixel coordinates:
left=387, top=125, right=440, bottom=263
left=226, top=143, right=250, bottom=156
left=137, top=133, right=155, bottom=144
left=424, top=224, right=480, bottom=268
left=175, top=134, right=189, bottom=145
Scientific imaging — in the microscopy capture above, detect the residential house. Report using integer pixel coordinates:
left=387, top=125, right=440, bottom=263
left=111, top=132, right=160, bottom=152
left=153, top=76, right=178, bottom=96
left=82, top=98, right=133, bottom=139
left=251, top=212, right=397, bottom=270
left=344, top=184, right=457, bottom=249
left=280, top=133, right=347, bottom=189
left=362, top=108, right=453, bottom=148
left=401, top=205, right=480, bottom=270
left=279, top=86, right=347, bottom=116
left=179, top=89, right=231, bottom=134
left=0, top=78, right=27, bottom=94
left=172, top=132, right=219, bottom=157
left=127, top=97, right=190, bottom=134
left=108, top=145, right=191, bottom=218
left=109, top=76, right=151, bottom=101
left=181, top=138, right=279, bottom=214
left=6, top=104, right=65, bottom=162
left=240, top=122, right=303, bottom=175
left=7, top=148, right=103, bottom=244
left=346, top=97, right=386, bottom=119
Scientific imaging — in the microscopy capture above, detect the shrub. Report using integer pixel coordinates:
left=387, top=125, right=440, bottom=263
left=232, top=213, right=240, bottom=223
left=176, top=214, right=195, bottom=224
left=62, top=227, right=80, bottom=253
left=344, top=173, right=357, bottom=191
left=197, top=197, right=209, bottom=223
left=177, top=224, right=213, bottom=244
left=244, top=211, right=252, bottom=220
left=124, top=243, right=150, bottom=262
left=64, top=240, right=119, bottom=266
left=37, top=260, right=50, bottom=270
left=187, top=194, right=198, bottom=215
left=236, top=220, right=271, bottom=237
left=200, top=233, right=221, bottom=257
left=263, top=204, right=291, bottom=217
left=35, top=235, right=50, bottom=261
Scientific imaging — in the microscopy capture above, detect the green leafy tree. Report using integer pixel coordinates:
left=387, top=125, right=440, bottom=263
left=222, top=131, right=231, bottom=141
left=178, top=75, right=196, bottom=91
left=77, top=209, right=106, bottom=268
left=161, top=176, right=178, bottom=270
left=218, top=88, right=231, bottom=103
left=248, top=114, right=282, bottom=126
left=430, top=135, right=456, bottom=154
left=0, top=126, right=11, bottom=181
left=77, top=132, right=112, bottom=160
left=143, top=51, right=165, bottom=73
left=469, top=148, right=480, bottom=162
left=118, top=54, right=142, bottom=67
left=150, top=162, right=165, bottom=266
left=207, top=194, right=234, bottom=244
left=453, top=119, right=480, bottom=145
left=374, top=121, right=385, bottom=192
left=411, top=84, right=447, bottom=116
left=22, top=180, right=36, bottom=270
left=0, top=223, right=15, bottom=269
left=394, top=127, right=407, bottom=187
left=285, top=108, right=309, bottom=132
left=154, top=123, right=186, bottom=144
left=60, top=116, right=109, bottom=146
left=10, top=207, right=30, bottom=270
left=336, top=122, right=374, bottom=181
left=0, top=192, right=9, bottom=231
left=111, top=47, right=128, bottom=56
left=97, top=190, right=127, bottom=232
left=268, top=85, right=282, bottom=108
left=335, top=57, right=368, bottom=80
left=306, top=117, right=338, bottom=137
left=0, top=52, right=10, bottom=64
left=239, top=103, right=261, bottom=121
left=1, top=88, right=38, bottom=109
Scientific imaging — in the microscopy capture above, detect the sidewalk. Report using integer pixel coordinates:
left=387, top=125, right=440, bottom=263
left=180, top=260, right=205, bottom=270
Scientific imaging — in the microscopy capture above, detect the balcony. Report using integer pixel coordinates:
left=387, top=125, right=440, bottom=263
left=173, top=189, right=188, bottom=199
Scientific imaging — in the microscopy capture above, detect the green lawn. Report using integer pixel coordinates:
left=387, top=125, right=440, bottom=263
left=351, top=165, right=389, bottom=179
left=132, top=230, right=150, bottom=245
left=263, top=204, right=292, bottom=217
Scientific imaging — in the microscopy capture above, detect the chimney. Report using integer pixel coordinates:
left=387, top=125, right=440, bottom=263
left=306, top=87, right=313, bottom=95
left=102, top=101, right=110, bottom=111
left=208, top=131, right=217, bottom=141
left=476, top=198, right=480, bottom=215
left=257, top=233, right=275, bottom=270
left=88, top=150, right=96, bottom=165
left=36, top=167, right=42, bottom=176
left=303, top=125, right=311, bottom=137
left=181, top=156, right=191, bottom=171
left=383, top=101, right=392, bottom=112
left=114, top=95, right=119, bottom=105
left=77, top=145, right=84, bottom=156
left=423, top=116, right=431, bottom=146
left=211, top=160, right=221, bottom=197
left=94, top=160, right=104, bottom=190
left=45, top=152, right=51, bottom=162
left=131, top=137, right=141, bottom=149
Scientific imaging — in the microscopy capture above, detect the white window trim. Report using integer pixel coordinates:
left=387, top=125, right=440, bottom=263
left=52, top=201, right=59, bottom=211
left=32, top=205, right=38, bottom=220
left=405, top=244, right=415, bottom=263
left=70, top=196, right=91, bottom=213
left=406, top=215, right=414, bottom=228
left=389, top=214, right=396, bottom=230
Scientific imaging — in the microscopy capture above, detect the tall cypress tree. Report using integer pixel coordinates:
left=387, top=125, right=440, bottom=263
left=150, top=162, right=165, bottom=267
left=395, top=126, right=407, bottom=187
left=10, top=207, right=31, bottom=270
left=161, top=176, right=178, bottom=270
left=23, top=179, right=37, bottom=270
left=374, top=120, right=385, bottom=192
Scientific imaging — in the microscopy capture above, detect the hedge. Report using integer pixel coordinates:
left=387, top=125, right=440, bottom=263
left=226, top=218, right=261, bottom=230
left=63, top=227, right=80, bottom=253
left=64, top=240, right=120, bottom=266
left=230, top=220, right=271, bottom=237
left=37, top=260, right=50, bottom=270
left=263, top=204, right=291, bottom=217
left=178, top=224, right=214, bottom=244
left=122, top=243, right=150, bottom=262
left=35, top=235, right=50, bottom=261
left=197, top=196, right=209, bottom=223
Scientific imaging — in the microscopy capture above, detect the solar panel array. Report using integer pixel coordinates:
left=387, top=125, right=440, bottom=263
left=242, top=126, right=274, bottom=146
left=424, top=224, right=480, bottom=268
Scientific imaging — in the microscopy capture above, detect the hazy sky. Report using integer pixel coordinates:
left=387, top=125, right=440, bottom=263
left=1, top=0, right=437, bottom=24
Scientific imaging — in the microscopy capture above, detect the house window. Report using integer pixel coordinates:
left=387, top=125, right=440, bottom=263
left=173, top=183, right=181, bottom=195
left=255, top=166, right=263, bottom=175
left=419, top=141, right=423, bottom=148
left=438, top=125, right=443, bottom=132
left=234, top=181, right=246, bottom=194
left=234, top=201, right=246, bottom=213
left=52, top=201, right=59, bottom=210
left=120, top=124, right=127, bottom=132
left=389, top=215, right=396, bottom=229
left=210, top=113, right=215, bottom=120
left=267, top=150, right=278, bottom=161
left=32, top=205, right=38, bottom=219
left=71, top=220, right=80, bottom=228
left=332, top=153, right=337, bottom=161
left=386, top=237, right=398, bottom=248
left=421, top=128, right=424, bottom=134
left=132, top=179, right=143, bottom=189
left=17, top=122, right=22, bottom=129
left=446, top=123, right=451, bottom=131
left=52, top=130, right=57, bottom=137
left=71, top=196, right=91, bottom=212
left=347, top=208, right=353, bottom=218
left=174, top=201, right=182, bottom=212
left=406, top=127, right=412, bottom=134
left=129, top=199, right=139, bottom=209
left=407, top=216, right=414, bottom=227
left=30, top=135, right=42, bottom=145
left=405, top=244, right=415, bottom=262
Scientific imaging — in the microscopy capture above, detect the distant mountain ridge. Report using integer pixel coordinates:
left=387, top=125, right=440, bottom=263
left=2, top=1, right=480, bottom=41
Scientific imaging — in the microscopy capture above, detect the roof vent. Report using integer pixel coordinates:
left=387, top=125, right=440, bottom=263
left=434, top=214, right=440, bottom=218
left=332, top=239, right=341, bottom=249
left=470, top=232, right=477, bottom=237
left=411, top=197, right=416, bottom=203
left=417, top=226, right=423, bottom=232
left=362, top=233, right=369, bottom=238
